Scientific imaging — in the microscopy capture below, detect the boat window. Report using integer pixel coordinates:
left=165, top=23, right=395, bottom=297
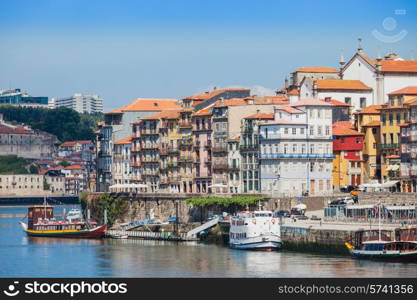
left=364, top=244, right=384, bottom=251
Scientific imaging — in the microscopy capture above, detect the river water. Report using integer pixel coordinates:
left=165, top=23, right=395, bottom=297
left=1, top=205, right=416, bottom=278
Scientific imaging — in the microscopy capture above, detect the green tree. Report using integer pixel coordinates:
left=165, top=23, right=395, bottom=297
left=59, top=160, right=71, bottom=167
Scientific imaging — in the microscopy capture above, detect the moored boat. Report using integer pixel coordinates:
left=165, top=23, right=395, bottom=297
left=19, top=204, right=106, bottom=238
left=229, top=210, right=281, bottom=251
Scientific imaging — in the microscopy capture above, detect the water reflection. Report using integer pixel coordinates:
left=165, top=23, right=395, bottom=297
left=1, top=206, right=417, bottom=277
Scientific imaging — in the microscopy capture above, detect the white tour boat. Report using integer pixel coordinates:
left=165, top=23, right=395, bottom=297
left=229, top=210, right=281, bottom=251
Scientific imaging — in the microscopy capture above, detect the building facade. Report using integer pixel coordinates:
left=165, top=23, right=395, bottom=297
left=54, top=94, right=104, bottom=114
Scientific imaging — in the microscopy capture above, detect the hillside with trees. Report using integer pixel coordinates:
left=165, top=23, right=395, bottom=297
left=0, top=106, right=103, bottom=142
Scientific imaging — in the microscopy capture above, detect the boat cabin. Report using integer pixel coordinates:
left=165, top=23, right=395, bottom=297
left=352, top=229, right=393, bottom=248
left=28, top=205, right=53, bottom=230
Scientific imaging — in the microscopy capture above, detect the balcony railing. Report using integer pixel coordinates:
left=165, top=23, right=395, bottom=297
left=379, top=143, right=399, bottom=150
left=178, top=155, right=193, bottom=162
left=179, top=121, right=192, bottom=128
left=168, top=176, right=182, bottom=183
left=141, top=128, right=158, bottom=135
left=141, top=144, right=158, bottom=150
left=142, top=157, right=159, bottom=163
left=259, top=153, right=335, bottom=159
left=239, top=144, right=258, bottom=151
left=212, top=145, right=227, bottom=153
left=179, top=138, right=193, bottom=147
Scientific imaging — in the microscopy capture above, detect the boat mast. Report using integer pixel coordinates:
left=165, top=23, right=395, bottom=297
left=378, top=202, right=381, bottom=241
left=44, top=196, right=47, bottom=220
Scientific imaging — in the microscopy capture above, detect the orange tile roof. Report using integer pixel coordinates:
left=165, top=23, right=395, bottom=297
left=316, top=79, right=372, bottom=91
left=388, top=86, right=417, bottom=95
left=138, top=109, right=181, bottom=121
left=215, top=98, right=248, bottom=108
left=291, top=98, right=333, bottom=107
left=192, top=108, right=212, bottom=117
left=332, top=125, right=363, bottom=136
left=400, top=123, right=409, bottom=127
left=106, top=99, right=180, bottom=114
left=333, top=121, right=355, bottom=129
left=357, top=105, right=383, bottom=114
left=387, top=154, right=400, bottom=159
left=362, top=121, right=380, bottom=127
left=287, top=89, right=300, bottom=95
left=380, top=60, right=417, bottom=73
left=0, top=124, right=32, bottom=135
left=60, top=140, right=92, bottom=147
left=114, top=136, right=132, bottom=145
left=184, top=88, right=250, bottom=100
left=244, top=113, right=274, bottom=120
left=64, top=164, right=85, bottom=170
left=296, top=67, right=339, bottom=73
left=320, top=98, right=350, bottom=107
left=255, top=96, right=289, bottom=104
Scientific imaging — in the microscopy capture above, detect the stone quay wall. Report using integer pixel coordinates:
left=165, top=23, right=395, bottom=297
left=86, top=192, right=342, bottom=227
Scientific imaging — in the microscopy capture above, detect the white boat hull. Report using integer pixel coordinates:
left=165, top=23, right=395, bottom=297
left=230, top=235, right=282, bottom=251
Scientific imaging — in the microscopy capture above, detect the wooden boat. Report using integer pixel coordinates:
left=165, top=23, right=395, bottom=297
left=19, top=204, right=106, bottom=238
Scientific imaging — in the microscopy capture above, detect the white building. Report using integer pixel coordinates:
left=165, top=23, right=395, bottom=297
left=341, top=42, right=417, bottom=105
left=111, top=137, right=132, bottom=192
left=300, top=78, right=373, bottom=112
left=55, top=94, right=104, bottom=114
left=259, top=98, right=334, bottom=197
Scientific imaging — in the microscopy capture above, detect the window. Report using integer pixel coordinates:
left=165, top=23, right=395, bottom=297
left=310, top=144, right=315, bottom=153
left=356, top=138, right=361, bottom=144
left=284, top=128, right=289, bottom=134
left=360, top=98, right=366, bottom=109
left=284, top=144, right=288, bottom=154
left=292, top=144, right=297, bottom=153
left=309, top=126, right=314, bottom=135
left=317, top=126, right=322, bottom=135
left=310, top=162, right=315, bottom=172
left=302, top=144, right=306, bottom=154
left=372, top=128, right=377, bottom=134
left=345, top=97, right=351, bottom=105
left=292, top=128, right=296, bottom=135
left=300, top=128, right=305, bottom=134
left=325, top=125, right=330, bottom=135
left=396, top=113, right=401, bottom=124
left=317, top=109, right=321, bottom=118
left=341, top=137, right=345, bottom=143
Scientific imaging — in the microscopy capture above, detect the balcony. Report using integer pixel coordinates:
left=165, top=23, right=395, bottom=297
left=212, top=145, right=227, bottom=153
left=239, top=144, right=258, bottom=151
left=167, top=161, right=179, bottom=168
left=259, top=153, right=335, bottom=159
left=141, top=128, right=158, bottom=135
left=212, top=160, right=228, bottom=170
left=168, top=176, right=182, bottom=183
left=179, top=138, right=193, bottom=147
left=178, top=155, right=193, bottom=163
left=179, top=121, right=192, bottom=128
left=204, top=140, right=212, bottom=148
left=379, top=143, right=399, bottom=150
left=141, top=144, right=158, bottom=150
left=168, top=146, right=179, bottom=154
left=142, top=157, right=159, bottom=163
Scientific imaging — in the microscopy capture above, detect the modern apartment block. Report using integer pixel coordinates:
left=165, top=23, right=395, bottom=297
left=0, top=89, right=48, bottom=107
left=54, top=94, right=104, bottom=114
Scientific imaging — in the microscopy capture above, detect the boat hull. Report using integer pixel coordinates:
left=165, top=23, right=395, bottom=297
left=230, top=235, right=282, bottom=251
left=24, top=224, right=107, bottom=239
left=350, top=250, right=417, bottom=262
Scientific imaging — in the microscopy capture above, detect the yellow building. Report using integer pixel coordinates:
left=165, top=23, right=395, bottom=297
left=379, top=88, right=417, bottom=183
left=354, top=105, right=382, bottom=182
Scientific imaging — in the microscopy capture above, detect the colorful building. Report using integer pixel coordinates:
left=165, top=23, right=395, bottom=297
left=332, top=122, right=364, bottom=189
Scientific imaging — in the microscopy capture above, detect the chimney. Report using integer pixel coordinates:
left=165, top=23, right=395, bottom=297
left=284, top=77, right=289, bottom=89
left=339, top=50, right=345, bottom=79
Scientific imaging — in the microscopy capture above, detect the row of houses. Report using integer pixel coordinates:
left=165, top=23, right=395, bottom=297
left=96, top=42, right=417, bottom=195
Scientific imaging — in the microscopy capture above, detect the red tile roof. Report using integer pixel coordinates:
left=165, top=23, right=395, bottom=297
left=0, top=124, right=32, bottom=135
left=387, top=154, right=400, bottom=159
left=244, top=113, right=274, bottom=120
left=388, top=86, right=417, bottom=95
left=138, top=110, right=182, bottom=121
left=400, top=123, right=410, bottom=127
left=316, top=79, right=372, bottom=91
left=192, top=108, right=212, bottom=117
left=332, top=125, right=363, bottom=136
left=296, top=67, right=339, bottom=73
left=333, top=121, right=355, bottom=129
left=287, top=89, right=300, bottom=95
left=275, top=106, right=304, bottom=114
left=357, top=105, right=383, bottom=114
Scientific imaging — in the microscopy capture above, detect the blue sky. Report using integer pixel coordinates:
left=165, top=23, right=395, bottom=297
left=1, top=0, right=416, bottom=111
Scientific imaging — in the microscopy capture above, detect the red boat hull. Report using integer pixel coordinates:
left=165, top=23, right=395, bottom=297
left=25, top=224, right=107, bottom=238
